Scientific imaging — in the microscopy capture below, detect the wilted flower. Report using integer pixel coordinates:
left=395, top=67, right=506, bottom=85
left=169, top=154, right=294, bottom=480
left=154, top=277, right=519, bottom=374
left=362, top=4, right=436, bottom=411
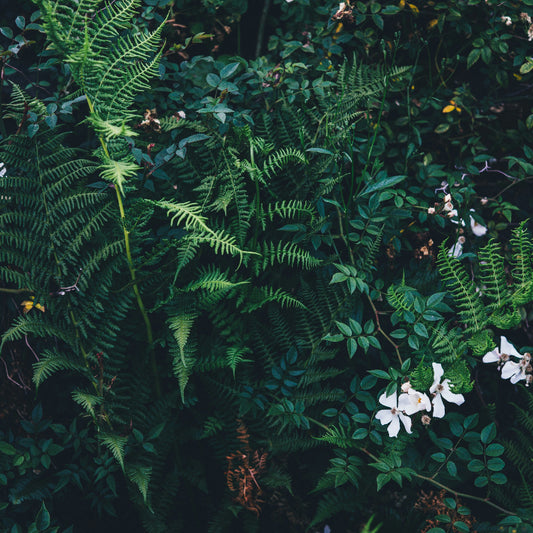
left=375, top=392, right=412, bottom=438
left=501, top=15, right=512, bottom=26
left=469, top=209, right=487, bottom=237
left=401, top=381, right=412, bottom=393
left=430, top=363, right=465, bottom=418
left=421, top=414, right=431, bottom=426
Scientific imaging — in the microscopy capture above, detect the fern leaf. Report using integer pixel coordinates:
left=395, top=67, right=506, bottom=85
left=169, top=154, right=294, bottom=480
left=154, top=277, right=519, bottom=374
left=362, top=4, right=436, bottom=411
left=99, top=433, right=128, bottom=471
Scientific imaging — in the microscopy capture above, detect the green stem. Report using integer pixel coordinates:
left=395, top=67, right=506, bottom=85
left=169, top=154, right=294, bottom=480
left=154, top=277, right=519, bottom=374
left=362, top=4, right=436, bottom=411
left=356, top=447, right=515, bottom=516
left=415, top=473, right=515, bottom=516
left=0, top=287, right=32, bottom=294
left=255, top=0, right=271, bottom=58
left=86, top=96, right=160, bottom=398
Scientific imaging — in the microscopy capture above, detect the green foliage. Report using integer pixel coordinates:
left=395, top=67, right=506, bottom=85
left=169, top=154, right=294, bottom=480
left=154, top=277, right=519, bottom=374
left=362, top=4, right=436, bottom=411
left=1, top=0, right=533, bottom=530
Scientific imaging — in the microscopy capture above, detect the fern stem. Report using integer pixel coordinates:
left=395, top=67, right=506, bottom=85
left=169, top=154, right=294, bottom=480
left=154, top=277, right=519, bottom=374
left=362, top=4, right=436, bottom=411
left=335, top=206, right=355, bottom=265
left=0, top=287, right=32, bottom=294
left=86, top=96, right=161, bottom=398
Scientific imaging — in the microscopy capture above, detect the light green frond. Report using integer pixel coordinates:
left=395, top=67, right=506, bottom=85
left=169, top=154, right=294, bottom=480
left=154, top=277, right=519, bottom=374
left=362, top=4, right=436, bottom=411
left=71, top=389, right=103, bottom=418
left=33, top=351, right=87, bottom=387
left=127, top=464, right=152, bottom=503
left=86, top=114, right=138, bottom=140
left=225, top=346, right=252, bottom=377
left=99, top=433, right=128, bottom=471
left=168, top=312, right=197, bottom=367
left=100, top=157, right=139, bottom=195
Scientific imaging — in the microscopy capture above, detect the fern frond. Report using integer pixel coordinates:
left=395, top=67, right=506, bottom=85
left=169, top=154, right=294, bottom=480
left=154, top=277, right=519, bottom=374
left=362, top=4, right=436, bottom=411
left=33, top=350, right=88, bottom=387
left=238, top=286, right=307, bottom=313
left=71, top=389, right=103, bottom=418
left=252, top=241, right=321, bottom=274
left=478, top=239, right=509, bottom=309
left=437, top=242, right=487, bottom=333
left=127, top=464, right=152, bottom=503
left=168, top=312, right=197, bottom=367
left=262, top=147, right=307, bottom=181
left=99, top=432, right=128, bottom=471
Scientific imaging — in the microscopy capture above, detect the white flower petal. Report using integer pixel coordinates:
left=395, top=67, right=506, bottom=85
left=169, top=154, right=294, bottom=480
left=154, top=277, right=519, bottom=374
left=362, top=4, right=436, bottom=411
left=483, top=349, right=501, bottom=363
left=500, top=336, right=521, bottom=359
left=387, top=415, right=401, bottom=438
left=402, top=389, right=431, bottom=415
left=510, top=371, right=527, bottom=384
left=440, top=381, right=465, bottom=406
left=399, top=413, right=412, bottom=434
left=378, top=392, right=397, bottom=409
left=470, top=215, right=488, bottom=237
left=432, top=394, right=446, bottom=418
left=448, top=241, right=463, bottom=258
left=375, top=409, right=393, bottom=425
left=501, top=360, right=520, bottom=380
left=430, top=363, right=444, bottom=391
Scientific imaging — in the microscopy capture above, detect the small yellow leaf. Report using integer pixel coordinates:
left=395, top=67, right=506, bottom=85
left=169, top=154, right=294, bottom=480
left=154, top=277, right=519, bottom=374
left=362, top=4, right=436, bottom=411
left=442, top=105, right=455, bottom=114
left=428, top=18, right=438, bottom=29
left=399, top=0, right=406, bottom=7
left=21, top=300, right=33, bottom=313
left=513, top=73, right=523, bottom=80
left=20, top=296, right=45, bottom=313
left=408, top=3, right=419, bottom=14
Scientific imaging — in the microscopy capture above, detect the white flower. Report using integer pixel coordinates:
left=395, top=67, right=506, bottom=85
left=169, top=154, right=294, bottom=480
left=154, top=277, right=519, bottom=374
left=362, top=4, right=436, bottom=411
left=0, top=162, right=6, bottom=177
left=469, top=209, right=487, bottom=237
left=443, top=201, right=454, bottom=212
left=501, top=346, right=531, bottom=384
left=402, top=388, right=432, bottom=415
left=447, top=208, right=459, bottom=219
left=483, top=335, right=519, bottom=369
left=375, top=392, right=412, bottom=437
left=444, top=194, right=452, bottom=203
left=429, top=363, right=465, bottom=418
left=427, top=207, right=436, bottom=215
